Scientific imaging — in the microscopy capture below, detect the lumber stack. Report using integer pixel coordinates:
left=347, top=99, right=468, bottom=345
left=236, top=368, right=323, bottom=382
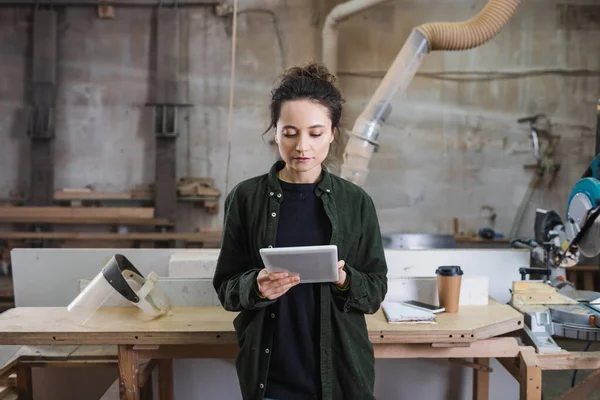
left=177, top=177, right=221, bottom=214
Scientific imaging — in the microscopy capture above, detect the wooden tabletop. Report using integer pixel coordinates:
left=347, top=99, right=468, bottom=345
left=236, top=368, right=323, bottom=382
left=0, top=300, right=522, bottom=346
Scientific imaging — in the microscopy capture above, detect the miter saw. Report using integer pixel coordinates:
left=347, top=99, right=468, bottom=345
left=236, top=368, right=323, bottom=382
left=511, top=152, right=600, bottom=353
left=511, top=153, right=600, bottom=274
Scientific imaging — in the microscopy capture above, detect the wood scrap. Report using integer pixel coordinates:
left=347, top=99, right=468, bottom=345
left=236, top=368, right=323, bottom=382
left=510, top=281, right=578, bottom=306
left=130, top=184, right=154, bottom=199
left=177, top=177, right=220, bottom=198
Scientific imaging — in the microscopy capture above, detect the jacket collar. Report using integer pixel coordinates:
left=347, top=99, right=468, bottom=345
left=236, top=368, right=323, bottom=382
left=267, top=160, right=333, bottom=199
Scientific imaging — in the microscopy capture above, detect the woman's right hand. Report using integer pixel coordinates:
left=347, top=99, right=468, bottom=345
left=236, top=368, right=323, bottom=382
left=256, top=269, right=300, bottom=300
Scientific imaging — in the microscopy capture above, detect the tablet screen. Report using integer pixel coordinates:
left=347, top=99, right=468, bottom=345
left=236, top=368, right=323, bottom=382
left=259, top=245, right=338, bottom=284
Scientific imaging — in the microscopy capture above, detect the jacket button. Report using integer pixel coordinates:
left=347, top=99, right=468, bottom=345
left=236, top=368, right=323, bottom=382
left=265, top=348, right=270, bottom=354
left=271, top=313, right=275, bottom=318
left=326, top=189, right=331, bottom=193
left=269, top=192, right=274, bottom=196
left=271, top=212, right=276, bottom=217
left=276, top=193, right=282, bottom=198
left=268, top=245, right=273, bottom=248
left=259, top=383, right=264, bottom=389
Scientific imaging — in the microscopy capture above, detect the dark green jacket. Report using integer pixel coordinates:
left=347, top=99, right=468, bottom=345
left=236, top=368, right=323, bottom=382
left=213, top=161, right=388, bottom=400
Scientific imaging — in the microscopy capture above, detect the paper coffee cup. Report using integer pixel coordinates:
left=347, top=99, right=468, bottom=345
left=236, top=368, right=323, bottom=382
left=436, top=266, right=463, bottom=313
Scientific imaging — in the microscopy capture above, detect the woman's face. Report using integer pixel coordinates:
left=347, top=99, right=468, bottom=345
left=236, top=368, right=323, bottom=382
left=274, top=99, right=334, bottom=180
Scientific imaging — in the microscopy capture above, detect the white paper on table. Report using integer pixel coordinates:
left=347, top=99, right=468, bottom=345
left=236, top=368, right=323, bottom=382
left=382, top=301, right=437, bottom=324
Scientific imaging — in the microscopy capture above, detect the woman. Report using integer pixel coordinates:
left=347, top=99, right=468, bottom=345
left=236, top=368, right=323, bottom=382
left=213, top=62, right=388, bottom=400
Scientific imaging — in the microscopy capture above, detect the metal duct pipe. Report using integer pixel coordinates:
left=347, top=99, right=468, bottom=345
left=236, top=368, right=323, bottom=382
left=321, top=0, right=391, bottom=75
left=340, top=0, right=522, bottom=187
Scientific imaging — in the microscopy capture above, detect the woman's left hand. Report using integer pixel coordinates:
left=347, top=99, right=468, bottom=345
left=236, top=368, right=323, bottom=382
left=334, top=260, right=348, bottom=287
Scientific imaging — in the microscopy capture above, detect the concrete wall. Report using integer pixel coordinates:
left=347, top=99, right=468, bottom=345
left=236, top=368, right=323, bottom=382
left=0, top=0, right=599, bottom=237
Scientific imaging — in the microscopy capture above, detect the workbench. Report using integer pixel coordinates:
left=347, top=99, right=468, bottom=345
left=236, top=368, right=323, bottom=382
left=0, top=300, right=550, bottom=400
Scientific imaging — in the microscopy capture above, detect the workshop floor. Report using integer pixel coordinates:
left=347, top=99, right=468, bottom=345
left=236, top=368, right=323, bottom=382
left=542, top=339, right=600, bottom=399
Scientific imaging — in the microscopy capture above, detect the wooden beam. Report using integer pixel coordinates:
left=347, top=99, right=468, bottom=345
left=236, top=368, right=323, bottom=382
left=497, top=357, right=521, bottom=381
left=158, top=359, right=173, bottom=400
left=473, top=358, right=490, bottom=400
left=519, top=348, right=541, bottom=400
left=559, top=367, right=600, bottom=400
left=374, top=338, right=520, bottom=358
left=0, top=217, right=171, bottom=226
left=448, top=358, right=493, bottom=373
left=15, top=365, right=32, bottom=400
left=538, top=351, right=600, bottom=370
left=137, top=360, right=156, bottom=389
left=0, top=230, right=222, bottom=242
left=118, top=345, right=139, bottom=400
left=0, top=206, right=154, bottom=220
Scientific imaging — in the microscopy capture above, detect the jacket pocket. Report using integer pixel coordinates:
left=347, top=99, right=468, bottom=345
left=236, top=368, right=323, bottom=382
left=233, top=309, right=256, bottom=347
left=338, top=230, right=358, bottom=261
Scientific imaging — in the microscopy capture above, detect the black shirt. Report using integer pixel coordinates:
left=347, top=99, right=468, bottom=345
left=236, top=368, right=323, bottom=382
left=265, top=179, right=331, bottom=400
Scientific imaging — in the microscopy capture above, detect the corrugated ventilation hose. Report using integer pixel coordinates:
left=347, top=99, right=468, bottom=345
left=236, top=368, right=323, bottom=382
left=415, top=0, right=521, bottom=51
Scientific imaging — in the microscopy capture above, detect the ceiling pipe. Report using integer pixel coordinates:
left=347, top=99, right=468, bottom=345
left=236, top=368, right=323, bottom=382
left=339, top=0, right=522, bottom=187
left=321, top=0, right=392, bottom=76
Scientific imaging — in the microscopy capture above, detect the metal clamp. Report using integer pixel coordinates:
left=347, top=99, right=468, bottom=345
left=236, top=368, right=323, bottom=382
left=27, top=105, right=55, bottom=139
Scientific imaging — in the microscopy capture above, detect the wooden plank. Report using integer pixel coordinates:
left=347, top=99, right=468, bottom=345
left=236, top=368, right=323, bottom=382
left=374, top=338, right=521, bottom=359
left=0, top=231, right=221, bottom=243
left=512, top=282, right=557, bottom=293
left=473, top=358, right=490, bottom=400
left=511, top=293, right=578, bottom=306
left=0, top=216, right=170, bottom=225
left=0, top=302, right=523, bottom=346
left=559, top=367, right=600, bottom=400
left=0, top=386, right=16, bottom=400
left=0, top=347, right=23, bottom=380
left=118, top=345, right=139, bottom=400
left=0, top=207, right=153, bottom=220
left=497, top=357, right=520, bottom=381
left=519, top=348, right=541, bottom=400
left=54, top=191, right=132, bottom=201
left=134, top=344, right=238, bottom=360
left=137, top=360, right=156, bottom=389
left=158, top=359, right=173, bottom=400
left=15, top=365, right=32, bottom=400
left=449, top=358, right=492, bottom=373
left=538, top=351, right=600, bottom=370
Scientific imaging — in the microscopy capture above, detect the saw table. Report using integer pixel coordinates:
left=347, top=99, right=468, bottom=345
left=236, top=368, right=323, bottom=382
left=0, top=300, right=548, bottom=400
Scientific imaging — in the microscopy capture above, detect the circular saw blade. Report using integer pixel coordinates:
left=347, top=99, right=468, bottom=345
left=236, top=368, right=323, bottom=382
left=579, top=215, right=600, bottom=258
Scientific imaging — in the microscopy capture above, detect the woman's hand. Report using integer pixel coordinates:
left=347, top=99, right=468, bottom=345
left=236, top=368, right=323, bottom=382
left=334, top=260, right=348, bottom=287
left=256, top=269, right=300, bottom=300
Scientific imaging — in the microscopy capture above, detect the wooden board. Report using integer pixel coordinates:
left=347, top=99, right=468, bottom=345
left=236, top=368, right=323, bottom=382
left=0, top=207, right=153, bottom=220
left=0, top=231, right=221, bottom=243
left=0, top=300, right=523, bottom=346
left=54, top=191, right=133, bottom=201
left=0, top=217, right=170, bottom=226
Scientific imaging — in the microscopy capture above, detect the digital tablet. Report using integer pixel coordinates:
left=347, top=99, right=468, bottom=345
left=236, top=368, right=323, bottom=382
left=259, top=245, right=339, bottom=284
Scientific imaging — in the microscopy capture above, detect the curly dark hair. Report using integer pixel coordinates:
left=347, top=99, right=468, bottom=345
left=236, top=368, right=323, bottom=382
left=264, top=61, right=346, bottom=166
left=267, top=61, right=345, bottom=130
